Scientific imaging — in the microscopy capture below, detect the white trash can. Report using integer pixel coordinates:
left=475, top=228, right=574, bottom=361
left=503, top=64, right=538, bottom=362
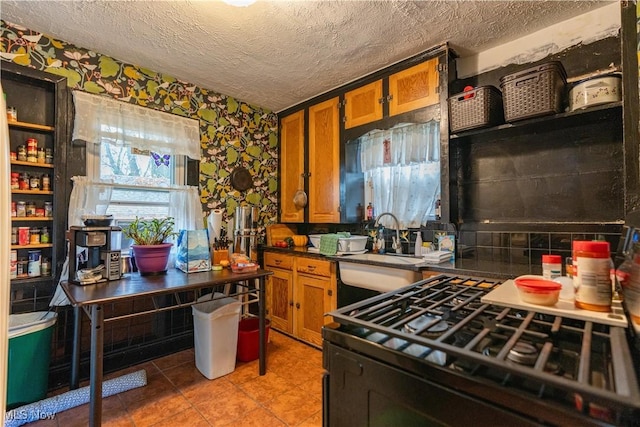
left=192, top=293, right=242, bottom=380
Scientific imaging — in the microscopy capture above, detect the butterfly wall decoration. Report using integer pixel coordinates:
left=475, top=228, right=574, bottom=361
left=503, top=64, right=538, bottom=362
left=151, top=152, right=170, bottom=167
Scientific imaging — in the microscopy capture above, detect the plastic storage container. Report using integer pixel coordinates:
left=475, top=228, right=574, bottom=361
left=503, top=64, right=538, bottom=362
left=514, top=276, right=561, bottom=306
left=448, top=85, right=504, bottom=132
left=237, top=317, right=270, bottom=362
left=192, top=293, right=242, bottom=379
left=500, top=61, right=567, bottom=122
left=7, top=311, right=57, bottom=409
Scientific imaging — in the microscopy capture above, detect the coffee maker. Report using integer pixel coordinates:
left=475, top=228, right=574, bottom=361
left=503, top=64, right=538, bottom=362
left=234, top=206, right=259, bottom=262
left=67, top=225, right=122, bottom=284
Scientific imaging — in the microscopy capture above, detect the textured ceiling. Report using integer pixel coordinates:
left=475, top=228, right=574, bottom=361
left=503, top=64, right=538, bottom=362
left=1, top=0, right=613, bottom=112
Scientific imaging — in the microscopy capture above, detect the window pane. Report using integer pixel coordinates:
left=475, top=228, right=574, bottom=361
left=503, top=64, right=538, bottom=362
left=99, top=142, right=172, bottom=186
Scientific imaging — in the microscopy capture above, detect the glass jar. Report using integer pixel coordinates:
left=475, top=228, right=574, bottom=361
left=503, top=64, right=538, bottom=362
left=16, top=201, right=26, bottom=217
left=11, top=227, right=18, bottom=245
left=40, top=226, right=50, bottom=244
left=6, top=106, right=17, bottom=122
left=45, top=148, right=53, bottom=164
left=41, top=257, right=51, bottom=276
left=44, top=201, right=53, bottom=218
left=26, top=201, right=36, bottom=217
left=10, top=172, right=19, bottom=189
left=17, top=145, right=27, bottom=162
left=41, top=174, right=50, bottom=191
left=37, top=147, right=45, bottom=164
left=11, top=201, right=16, bottom=217
left=29, top=227, right=41, bottom=244
left=19, top=173, right=29, bottom=190
left=29, top=175, right=41, bottom=190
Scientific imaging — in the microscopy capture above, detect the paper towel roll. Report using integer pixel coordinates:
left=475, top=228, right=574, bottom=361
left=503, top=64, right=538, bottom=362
left=207, top=209, right=223, bottom=243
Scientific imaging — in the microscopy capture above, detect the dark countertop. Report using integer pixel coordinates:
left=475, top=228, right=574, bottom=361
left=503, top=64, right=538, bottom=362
left=261, top=246, right=527, bottom=280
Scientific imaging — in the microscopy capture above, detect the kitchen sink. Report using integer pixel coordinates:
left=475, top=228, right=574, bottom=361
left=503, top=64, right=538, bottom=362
left=337, top=253, right=424, bottom=293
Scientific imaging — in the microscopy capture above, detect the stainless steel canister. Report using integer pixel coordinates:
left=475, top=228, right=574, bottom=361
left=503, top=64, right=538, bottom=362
left=234, top=206, right=259, bottom=232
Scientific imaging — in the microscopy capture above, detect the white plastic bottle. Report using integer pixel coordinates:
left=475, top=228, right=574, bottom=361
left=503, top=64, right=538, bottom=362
left=414, top=231, right=423, bottom=258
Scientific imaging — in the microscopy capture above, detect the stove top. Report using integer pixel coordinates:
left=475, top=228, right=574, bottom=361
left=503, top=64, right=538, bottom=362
left=325, top=274, right=640, bottom=425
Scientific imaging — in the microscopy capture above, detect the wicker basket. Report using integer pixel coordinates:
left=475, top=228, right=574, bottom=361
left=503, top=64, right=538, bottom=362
left=500, top=61, right=567, bottom=122
left=448, top=86, right=504, bottom=133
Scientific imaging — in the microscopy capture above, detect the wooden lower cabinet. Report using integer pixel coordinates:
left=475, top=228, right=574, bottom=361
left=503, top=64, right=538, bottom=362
left=263, top=252, right=336, bottom=347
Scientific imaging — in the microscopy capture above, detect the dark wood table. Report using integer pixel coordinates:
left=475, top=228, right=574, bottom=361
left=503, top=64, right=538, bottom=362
left=61, top=268, right=273, bottom=427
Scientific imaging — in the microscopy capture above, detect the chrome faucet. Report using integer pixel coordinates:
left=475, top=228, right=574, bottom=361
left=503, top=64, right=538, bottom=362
left=374, top=212, right=402, bottom=254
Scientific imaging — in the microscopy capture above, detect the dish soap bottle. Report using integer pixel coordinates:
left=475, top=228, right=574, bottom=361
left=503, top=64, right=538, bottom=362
left=414, top=231, right=423, bottom=258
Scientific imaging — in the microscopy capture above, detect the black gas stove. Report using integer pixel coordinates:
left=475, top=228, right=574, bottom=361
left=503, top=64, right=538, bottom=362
left=322, top=274, right=640, bottom=426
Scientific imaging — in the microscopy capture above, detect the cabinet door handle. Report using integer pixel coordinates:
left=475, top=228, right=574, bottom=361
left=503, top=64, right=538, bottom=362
left=289, top=301, right=294, bottom=307
left=328, top=290, right=333, bottom=297
left=296, top=302, right=300, bottom=309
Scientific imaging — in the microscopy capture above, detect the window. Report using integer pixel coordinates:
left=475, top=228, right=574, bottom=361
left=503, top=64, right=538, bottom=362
left=359, top=121, right=440, bottom=229
left=87, top=142, right=185, bottom=221
left=70, top=90, right=203, bottom=248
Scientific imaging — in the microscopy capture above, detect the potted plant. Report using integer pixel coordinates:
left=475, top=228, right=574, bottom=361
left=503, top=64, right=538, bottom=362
left=123, top=217, right=177, bottom=275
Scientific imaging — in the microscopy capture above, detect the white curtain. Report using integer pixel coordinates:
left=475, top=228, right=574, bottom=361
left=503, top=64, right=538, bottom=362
left=51, top=177, right=114, bottom=306
left=360, top=121, right=440, bottom=229
left=71, top=91, right=201, bottom=160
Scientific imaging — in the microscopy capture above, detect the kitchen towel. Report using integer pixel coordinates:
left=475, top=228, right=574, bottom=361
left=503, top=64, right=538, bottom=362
left=319, top=232, right=350, bottom=256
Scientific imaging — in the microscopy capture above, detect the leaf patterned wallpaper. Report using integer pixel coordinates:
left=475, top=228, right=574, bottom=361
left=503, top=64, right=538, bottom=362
left=1, top=20, right=279, bottom=230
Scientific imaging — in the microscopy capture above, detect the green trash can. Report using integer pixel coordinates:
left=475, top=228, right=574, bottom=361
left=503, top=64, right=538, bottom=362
left=7, top=311, right=57, bottom=409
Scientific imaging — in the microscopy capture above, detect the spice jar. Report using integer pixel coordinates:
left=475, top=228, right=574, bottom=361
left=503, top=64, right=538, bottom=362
left=29, top=174, right=41, bottom=191
left=26, top=201, right=36, bottom=217
left=16, top=201, right=26, bottom=217
left=45, top=148, right=53, bottom=164
left=11, top=227, right=18, bottom=244
left=37, top=147, right=45, bottom=164
left=41, top=257, right=51, bottom=276
left=10, top=172, right=19, bottom=189
left=29, top=227, right=41, bottom=244
left=11, top=202, right=16, bottom=217
left=7, top=106, right=17, bottom=122
left=17, top=145, right=26, bottom=162
left=44, top=201, right=53, bottom=218
left=40, top=226, right=50, bottom=244
left=19, top=173, right=29, bottom=190
left=41, top=174, right=50, bottom=191
left=26, top=138, right=38, bottom=163
left=573, top=241, right=612, bottom=312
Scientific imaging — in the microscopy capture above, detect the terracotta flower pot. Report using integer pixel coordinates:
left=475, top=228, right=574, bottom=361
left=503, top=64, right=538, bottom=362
left=131, top=243, right=172, bottom=276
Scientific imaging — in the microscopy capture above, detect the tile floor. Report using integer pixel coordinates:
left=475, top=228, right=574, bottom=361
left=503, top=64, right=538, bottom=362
left=27, top=331, right=323, bottom=426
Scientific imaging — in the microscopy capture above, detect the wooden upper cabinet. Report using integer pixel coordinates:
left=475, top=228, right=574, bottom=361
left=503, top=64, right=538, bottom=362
left=388, top=57, right=439, bottom=117
left=344, top=80, right=383, bottom=129
left=308, top=97, right=340, bottom=223
left=279, top=110, right=305, bottom=223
